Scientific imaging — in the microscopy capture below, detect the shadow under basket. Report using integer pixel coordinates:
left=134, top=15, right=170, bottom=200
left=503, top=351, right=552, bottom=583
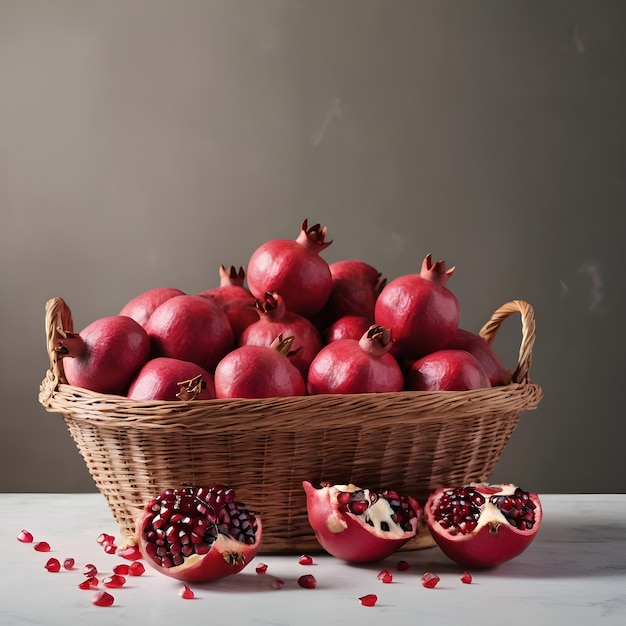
left=39, top=298, right=542, bottom=554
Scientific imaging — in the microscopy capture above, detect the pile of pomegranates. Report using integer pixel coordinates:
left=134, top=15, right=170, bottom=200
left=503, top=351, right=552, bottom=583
left=54, top=218, right=511, bottom=400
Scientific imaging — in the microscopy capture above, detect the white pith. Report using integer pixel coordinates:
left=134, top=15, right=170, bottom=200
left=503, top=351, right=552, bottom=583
left=470, top=482, right=518, bottom=533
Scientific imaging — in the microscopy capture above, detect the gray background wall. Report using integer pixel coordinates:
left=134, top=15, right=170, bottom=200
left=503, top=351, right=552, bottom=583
left=1, top=0, right=624, bottom=494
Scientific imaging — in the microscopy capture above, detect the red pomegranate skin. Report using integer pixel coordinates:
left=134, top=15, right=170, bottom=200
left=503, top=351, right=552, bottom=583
left=119, top=287, right=185, bottom=327
left=324, top=315, right=373, bottom=343
left=127, top=357, right=216, bottom=401
left=405, top=349, right=491, bottom=391
left=145, top=295, right=234, bottom=372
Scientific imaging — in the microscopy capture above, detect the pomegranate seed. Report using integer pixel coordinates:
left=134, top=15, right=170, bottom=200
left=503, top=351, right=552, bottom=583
left=298, top=554, right=314, bottom=566
left=421, top=572, right=440, bottom=589
left=44, top=558, right=61, bottom=572
left=118, top=545, right=142, bottom=561
left=17, top=530, right=34, bottom=543
left=359, top=594, right=378, bottom=607
left=298, top=574, right=317, bottom=589
left=179, top=584, right=195, bottom=599
left=128, top=561, right=145, bottom=576
left=113, top=563, right=130, bottom=575
left=103, top=574, right=126, bottom=588
left=255, top=562, right=268, bottom=574
left=92, top=590, right=114, bottom=607
left=396, top=560, right=410, bottom=571
left=78, top=577, right=99, bottom=589
left=63, top=558, right=75, bottom=570
left=377, top=569, right=393, bottom=583
left=83, top=564, right=98, bottom=577
left=271, top=578, right=285, bottom=590
left=33, top=541, right=50, bottom=552
left=103, top=543, right=118, bottom=555
left=460, top=571, right=473, bottom=584
left=97, top=533, right=115, bottom=545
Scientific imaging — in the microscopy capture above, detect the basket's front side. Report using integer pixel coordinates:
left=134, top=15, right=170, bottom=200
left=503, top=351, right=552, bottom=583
left=53, top=382, right=542, bottom=553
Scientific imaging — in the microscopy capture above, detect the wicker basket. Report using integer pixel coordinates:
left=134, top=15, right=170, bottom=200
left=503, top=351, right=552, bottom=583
left=39, top=297, right=542, bottom=554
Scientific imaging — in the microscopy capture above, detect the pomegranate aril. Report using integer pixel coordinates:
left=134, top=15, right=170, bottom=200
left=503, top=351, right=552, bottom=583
left=359, top=594, right=378, bottom=607
left=44, top=558, right=61, bottom=572
left=104, top=543, right=118, bottom=554
left=63, top=558, right=75, bottom=570
left=179, top=584, right=195, bottom=599
left=377, top=569, right=393, bottom=583
left=78, top=578, right=98, bottom=590
left=103, top=574, right=126, bottom=588
left=33, top=541, right=50, bottom=552
left=113, top=563, right=129, bottom=575
left=421, top=572, right=440, bottom=589
left=255, top=562, right=268, bottom=574
left=97, top=533, right=115, bottom=545
left=118, top=545, right=142, bottom=560
left=298, top=574, right=317, bottom=589
left=83, top=564, right=98, bottom=577
left=396, top=560, right=410, bottom=571
left=128, top=561, right=146, bottom=576
left=17, top=530, right=34, bottom=543
left=298, top=554, right=314, bottom=566
left=92, top=590, right=115, bottom=607
left=460, top=571, right=473, bottom=584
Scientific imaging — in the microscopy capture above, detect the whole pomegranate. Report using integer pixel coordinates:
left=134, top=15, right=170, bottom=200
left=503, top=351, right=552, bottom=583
left=136, top=485, right=261, bottom=582
left=214, top=335, right=306, bottom=399
left=404, top=349, right=491, bottom=391
left=444, top=328, right=512, bottom=386
left=127, top=357, right=215, bottom=401
left=324, top=315, right=373, bottom=343
left=55, top=315, right=151, bottom=395
left=145, top=295, right=234, bottom=372
left=303, top=481, right=422, bottom=563
left=198, top=265, right=258, bottom=341
left=246, top=219, right=333, bottom=318
left=307, top=325, right=404, bottom=395
left=375, top=254, right=460, bottom=359
left=424, top=483, right=542, bottom=568
left=119, top=287, right=185, bottom=327
left=239, top=292, right=323, bottom=379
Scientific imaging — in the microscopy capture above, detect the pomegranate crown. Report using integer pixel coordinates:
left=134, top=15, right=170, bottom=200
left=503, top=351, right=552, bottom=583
left=219, top=265, right=246, bottom=287
left=254, top=291, right=286, bottom=318
left=420, top=253, right=456, bottom=286
left=296, top=219, right=333, bottom=251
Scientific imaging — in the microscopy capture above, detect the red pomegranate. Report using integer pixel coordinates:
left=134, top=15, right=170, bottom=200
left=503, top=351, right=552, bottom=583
left=144, top=295, right=234, bottom=372
left=404, top=349, right=491, bottom=391
left=127, top=357, right=215, bottom=401
left=136, top=485, right=261, bottom=582
left=119, top=287, right=185, bottom=327
left=375, top=254, right=460, bottom=359
left=424, top=483, right=542, bottom=568
left=444, top=328, right=512, bottom=386
left=55, top=315, right=151, bottom=395
left=246, top=219, right=333, bottom=317
left=307, top=325, right=404, bottom=395
left=303, top=481, right=422, bottom=563
left=239, top=292, right=323, bottom=379
left=324, top=315, right=373, bottom=343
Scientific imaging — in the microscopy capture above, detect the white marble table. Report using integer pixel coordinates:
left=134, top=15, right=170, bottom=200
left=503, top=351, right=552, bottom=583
left=1, top=493, right=624, bottom=625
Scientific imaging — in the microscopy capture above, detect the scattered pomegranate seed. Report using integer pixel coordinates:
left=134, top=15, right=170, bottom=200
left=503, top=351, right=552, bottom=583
left=298, top=574, right=317, bottom=589
left=421, top=572, right=440, bottom=589
left=63, top=558, right=75, bottom=570
left=113, top=563, right=130, bottom=575
left=179, top=584, right=195, bottom=599
left=17, top=530, right=34, bottom=543
left=460, top=571, right=473, bottom=584
left=33, top=541, right=50, bottom=552
left=128, top=561, right=145, bottom=576
left=396, top=560, right=410, bottom=571
left=92, top=590, right=115, bottom=607
left=118, top=545, right=143, bottom=561
left=97, top=533, right=115, bottom=545
left=377, top=569, right=393, bottom=584
left=78, top=577, right=99, bottom=590
left=271, top=579, right=285, bottom=590
left=103, top=543, right=118, bottom=555
left=83, top=564, right=98, bottom=578
left=298, top=554, right=314, bottom=566
left=359, top=594, right=378, bottom=607
left=255, top=562, right=268, bottom=574
left=103, top=574, right=126, bottom=588
left=44, top=558, right=61, bottom=572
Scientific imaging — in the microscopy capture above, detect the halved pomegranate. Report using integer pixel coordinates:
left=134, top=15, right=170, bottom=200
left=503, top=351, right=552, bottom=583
left=303, top=481, right=422, bottom=563
left=136, top=485, right=262, bottom=582
left=424, top=483, right=542, bottom=568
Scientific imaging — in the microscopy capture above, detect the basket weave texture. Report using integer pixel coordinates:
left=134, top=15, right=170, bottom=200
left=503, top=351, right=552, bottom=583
left=39, top=298, right=542, bottom=554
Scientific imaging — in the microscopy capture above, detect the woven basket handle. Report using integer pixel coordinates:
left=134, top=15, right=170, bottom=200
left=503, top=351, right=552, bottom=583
left=44, top=297, right=74, bottom=389
left=479, top=300, right=536, bottom=384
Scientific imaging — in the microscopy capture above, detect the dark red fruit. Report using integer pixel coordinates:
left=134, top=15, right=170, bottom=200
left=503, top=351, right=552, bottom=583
left=44, top=558, right=61, bottom=572
left=298, top=574, right=317, bottom=589
left=33, top=541, right=50, bottom=552
left=17, top=530, right=33, bottom=543
left=359, top=593, right=378, bottom=607
left=421, top=572, right=440, bottom=588
left=92, top=590, right=115, bottom=607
